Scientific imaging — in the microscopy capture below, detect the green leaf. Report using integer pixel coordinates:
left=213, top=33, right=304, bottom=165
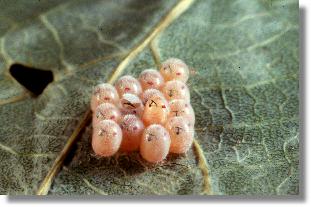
left=0, top=0, right=299, bottom=195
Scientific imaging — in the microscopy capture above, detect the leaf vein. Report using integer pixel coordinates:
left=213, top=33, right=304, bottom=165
left=36, top=0, right=196, bottom=195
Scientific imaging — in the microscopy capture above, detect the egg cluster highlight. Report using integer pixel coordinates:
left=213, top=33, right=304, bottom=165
left=91, top=58, right=195, bottom=163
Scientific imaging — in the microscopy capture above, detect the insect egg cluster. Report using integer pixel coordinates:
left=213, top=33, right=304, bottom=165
left=91, top=58, right=195, bottom=163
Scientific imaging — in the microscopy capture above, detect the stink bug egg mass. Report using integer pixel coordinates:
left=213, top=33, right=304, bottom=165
left=90, top=58, right=195, bottom=163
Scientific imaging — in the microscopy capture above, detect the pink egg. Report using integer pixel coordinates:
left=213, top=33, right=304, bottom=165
left=119, top=93, right=144, bottom=117
left=142, top=94, right=169, bottom=126
left=160, top=58, right=189, bottom=83
left=92, top=103, right=122, bottom=126
left=90, top=83, right=119, bottom=111
left=138, top=69, right=164, bottom=90
left=115, top=75, right=142, bottom=96
left=165, top=117, right=194, bottom=154
left=119, top=114, right=145, bottom=152
left=92, top=120, right=122, bottom=157
left=168, top=99, right=195, bottom=127
left=140, top=89, right=165, bottom=106
left=161, top=80, right=190, bottom=102
left=140, top=124, right=171, bottom=163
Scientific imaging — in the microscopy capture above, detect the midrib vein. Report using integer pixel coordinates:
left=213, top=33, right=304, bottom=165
left=36, top=0, right=195, bottom=195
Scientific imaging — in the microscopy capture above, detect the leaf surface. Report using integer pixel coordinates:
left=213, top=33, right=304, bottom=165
left=0, top=0, right=299, bottom=195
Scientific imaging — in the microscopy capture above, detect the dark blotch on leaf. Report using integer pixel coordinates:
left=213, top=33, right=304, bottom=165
left=9, top=64, right=53, bottom=96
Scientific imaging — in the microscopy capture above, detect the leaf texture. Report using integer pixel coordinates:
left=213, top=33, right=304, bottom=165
left=0, top=0, right=299, bottom=195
